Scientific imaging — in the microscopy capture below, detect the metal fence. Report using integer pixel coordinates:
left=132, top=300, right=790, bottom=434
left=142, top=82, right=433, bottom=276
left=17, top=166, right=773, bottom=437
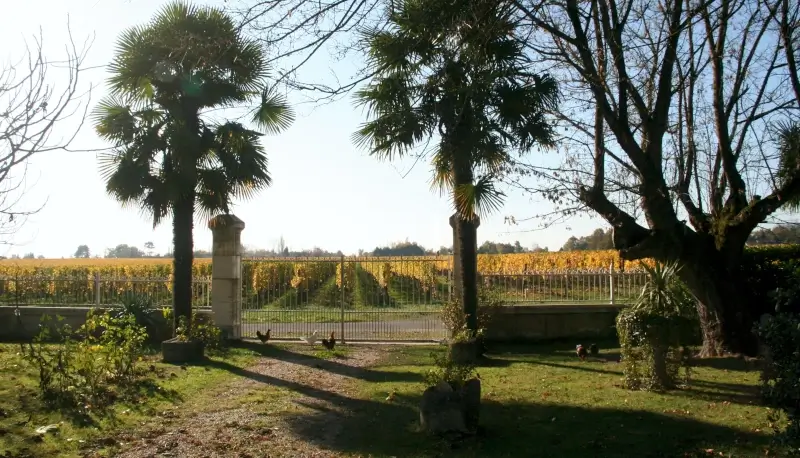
left=0, top=256, right=647, bottom=341
left=238, top=256, right=645, bottom=341
left=0, top=275, right=211, bottom=308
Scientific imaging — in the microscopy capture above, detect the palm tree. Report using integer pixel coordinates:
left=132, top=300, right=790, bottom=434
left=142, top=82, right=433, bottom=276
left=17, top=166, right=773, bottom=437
left=353, top=0, right=558, bottom=334
left=94, top=1, right=294, bottom=333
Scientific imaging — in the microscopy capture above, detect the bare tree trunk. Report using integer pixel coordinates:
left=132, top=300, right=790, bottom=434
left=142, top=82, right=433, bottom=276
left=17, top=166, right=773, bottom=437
left=651, top=343, right=674, bottom=389
left=679, top=260, right=757, bottom=357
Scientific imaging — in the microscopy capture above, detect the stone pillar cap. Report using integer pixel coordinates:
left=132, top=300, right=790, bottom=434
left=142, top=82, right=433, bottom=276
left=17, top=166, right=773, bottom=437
left=208, top=214, right=245, bottom=231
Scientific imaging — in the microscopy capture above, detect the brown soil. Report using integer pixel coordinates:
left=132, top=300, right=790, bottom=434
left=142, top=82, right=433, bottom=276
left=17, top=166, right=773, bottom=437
left=108, top=346, right=387, bottom=458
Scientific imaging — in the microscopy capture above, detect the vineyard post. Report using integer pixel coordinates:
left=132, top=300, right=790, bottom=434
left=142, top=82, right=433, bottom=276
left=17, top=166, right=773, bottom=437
left=339, top=255, right=345, bottom=344
left=609, top=261, right=615, bottom=305
left=94, top=272, right=101, bottom=306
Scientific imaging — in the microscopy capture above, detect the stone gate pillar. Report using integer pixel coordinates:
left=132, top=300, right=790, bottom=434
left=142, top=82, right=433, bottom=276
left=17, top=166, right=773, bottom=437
left=208, top=214, right=245, bottom=340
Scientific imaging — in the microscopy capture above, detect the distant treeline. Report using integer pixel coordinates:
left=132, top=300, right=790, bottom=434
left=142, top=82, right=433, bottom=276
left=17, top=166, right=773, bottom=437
left=556, top=224, right=800, bottom=252
left=52, top=224, right=799, bottom=261
left=747, top=224, right=800, bottom=245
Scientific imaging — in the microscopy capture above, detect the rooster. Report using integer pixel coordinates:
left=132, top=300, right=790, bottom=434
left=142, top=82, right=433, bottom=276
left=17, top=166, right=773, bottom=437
left=321, top=332, right=336, bottom=350
left=576, top=344, right=588, bottom=361
left=256, top=329, right=271, bottom=344
left=300, top=330, right=319, bottom=346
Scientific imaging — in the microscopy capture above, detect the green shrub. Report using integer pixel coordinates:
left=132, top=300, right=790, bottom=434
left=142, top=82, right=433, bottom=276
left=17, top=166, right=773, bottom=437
left=440, top=285, right=504, bottom=339
left=741, top=244, right=800, bottom=317
left=112, top=294, right=158, bottom=329
left=756, top=313, right=800, bottom=453
left=617, top=262, right=698, bottom=391
left=756, top=267, right=800, bottom=453
left=19, top=310, right=147, bottom=414
left=423, top=351, right=476, bottom=389
left=162, top=308, right=225, bottom=352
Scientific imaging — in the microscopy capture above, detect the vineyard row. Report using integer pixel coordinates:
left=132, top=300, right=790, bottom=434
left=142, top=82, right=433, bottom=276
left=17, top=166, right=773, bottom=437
left=0, top=259, right=645, bottom=307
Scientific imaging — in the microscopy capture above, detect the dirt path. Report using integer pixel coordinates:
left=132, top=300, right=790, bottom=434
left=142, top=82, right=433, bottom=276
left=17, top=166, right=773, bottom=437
left=112, top=346, right=388, bottom=458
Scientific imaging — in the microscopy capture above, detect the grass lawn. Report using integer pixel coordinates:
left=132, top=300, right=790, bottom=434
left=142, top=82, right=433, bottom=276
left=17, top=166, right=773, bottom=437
left=0, top=341, right=782, bottom=457
left=331, top=343, right=778, bottom=457
left=0, top=344, right=265, bottom=457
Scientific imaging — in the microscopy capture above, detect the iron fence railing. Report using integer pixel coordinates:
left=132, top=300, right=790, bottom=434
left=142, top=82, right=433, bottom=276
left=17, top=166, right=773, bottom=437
left=0, top=275, right=211, bottom=308
left=0, top=257, right=647, bottom=341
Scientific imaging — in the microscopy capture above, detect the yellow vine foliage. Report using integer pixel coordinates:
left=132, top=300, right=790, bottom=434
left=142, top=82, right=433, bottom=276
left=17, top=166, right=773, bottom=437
left=356, top=261, right=389, bottom=288
left=0, top=251, right=650, bottom=299
left=383, top=257, right=449, bottom=291
left=293, top=262, right=337, bottom=290
left=335, top=262, right=355, bottom=290
left=0, top=258, right=213, bottom=299
left=476, top=251, right=650, bottom=273
left=244, top=260, right=294, bottom=296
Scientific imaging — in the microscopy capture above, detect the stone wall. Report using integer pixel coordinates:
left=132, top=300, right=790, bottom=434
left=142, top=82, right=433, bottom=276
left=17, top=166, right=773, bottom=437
left=0, top=305, right=621, bottom=343
left=484, top=305, right=623, bottom=342
left=0, top=306, right=213, bottom=342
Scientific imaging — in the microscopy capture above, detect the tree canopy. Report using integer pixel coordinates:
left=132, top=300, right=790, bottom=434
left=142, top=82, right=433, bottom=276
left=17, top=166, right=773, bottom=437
left=94, top=1, right=293, bottom=328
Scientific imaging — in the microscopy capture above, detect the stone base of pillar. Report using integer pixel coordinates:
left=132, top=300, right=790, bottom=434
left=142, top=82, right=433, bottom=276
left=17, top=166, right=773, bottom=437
left=217, top=324, right=241, bottom=341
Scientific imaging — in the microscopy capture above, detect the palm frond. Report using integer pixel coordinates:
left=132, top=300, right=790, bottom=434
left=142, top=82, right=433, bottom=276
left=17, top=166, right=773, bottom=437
left=99, top=149, right=150, bottom=205
left=93, top=97, right=166, bottom=145
left=429, top=148, right=453, bottom=197
left=206, top=122, right=271, bottom=198
left=253, top=89, right=295, bottom=135
left=355, top=0, right=558, bottom=218
left=633, top=261, right=696, bottom=317
left=97, top=0, right=284, bottom=232
left=453, top=175, right=506, bottom=218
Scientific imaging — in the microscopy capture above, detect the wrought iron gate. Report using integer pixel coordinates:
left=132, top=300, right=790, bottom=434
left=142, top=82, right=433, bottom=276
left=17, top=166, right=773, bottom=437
left=238, top=256, right=452, bottom=342
left=233, top=255, right=645, bottom=342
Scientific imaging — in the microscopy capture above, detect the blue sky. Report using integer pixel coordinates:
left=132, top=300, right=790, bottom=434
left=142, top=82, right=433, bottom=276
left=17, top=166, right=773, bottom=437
left=0, top=0, right=603, bottom=258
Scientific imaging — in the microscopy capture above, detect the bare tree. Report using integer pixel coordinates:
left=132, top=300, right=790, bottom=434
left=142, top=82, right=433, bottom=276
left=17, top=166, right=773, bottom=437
left=229, top=0, right=389, bottom=103
left=0, top=24, right=91, bottom=243
left=510, top=0, right=800, bottom=356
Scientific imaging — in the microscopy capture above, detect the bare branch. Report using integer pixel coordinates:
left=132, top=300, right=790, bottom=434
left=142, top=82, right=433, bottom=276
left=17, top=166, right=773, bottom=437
left=228, top=0, right=388, bottom=102
left=0, top=21, right=92, bottom=243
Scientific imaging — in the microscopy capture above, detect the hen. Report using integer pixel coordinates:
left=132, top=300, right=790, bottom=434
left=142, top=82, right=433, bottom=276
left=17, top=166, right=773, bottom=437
left=576, top=344, right=588, bottom=361
left=256, top=329, right=271, bottom=344
left=300, top=330, right=319, bottom=346
left=322, top=332, right=336, bottom=350
left=589, top=343, right=598, bottom=356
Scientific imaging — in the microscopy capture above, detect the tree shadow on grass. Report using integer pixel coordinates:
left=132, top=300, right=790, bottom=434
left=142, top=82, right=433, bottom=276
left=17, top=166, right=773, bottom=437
left=668, top=379, right=763, bottom=407
left=3, top=375, right=184, bottom=451
left=688, top=356, right=762, bottom=372
left=668, top=387, right=761, bottom=407
left=205, top=357, right=771, bottom=458
left=281, top=387, right=770, bottom=458
left=227, top=341, right=425, bottom=384
left=486, top=338, right=621, bottom=356
left=525, top=359, right=623, bottom=376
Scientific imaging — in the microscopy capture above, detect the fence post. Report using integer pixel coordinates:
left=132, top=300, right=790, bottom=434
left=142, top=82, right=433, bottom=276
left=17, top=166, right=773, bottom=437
left=208, top=214, right=245, bottom=340
left=609, top=261, right=615, bottom=305
left=340, top=255, right=346, bottom=344
left=14, top=276, right=19, bottom=307
left=94, top=272, right=101, bottom=306
left=447, top=256, right=453, bottom=303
